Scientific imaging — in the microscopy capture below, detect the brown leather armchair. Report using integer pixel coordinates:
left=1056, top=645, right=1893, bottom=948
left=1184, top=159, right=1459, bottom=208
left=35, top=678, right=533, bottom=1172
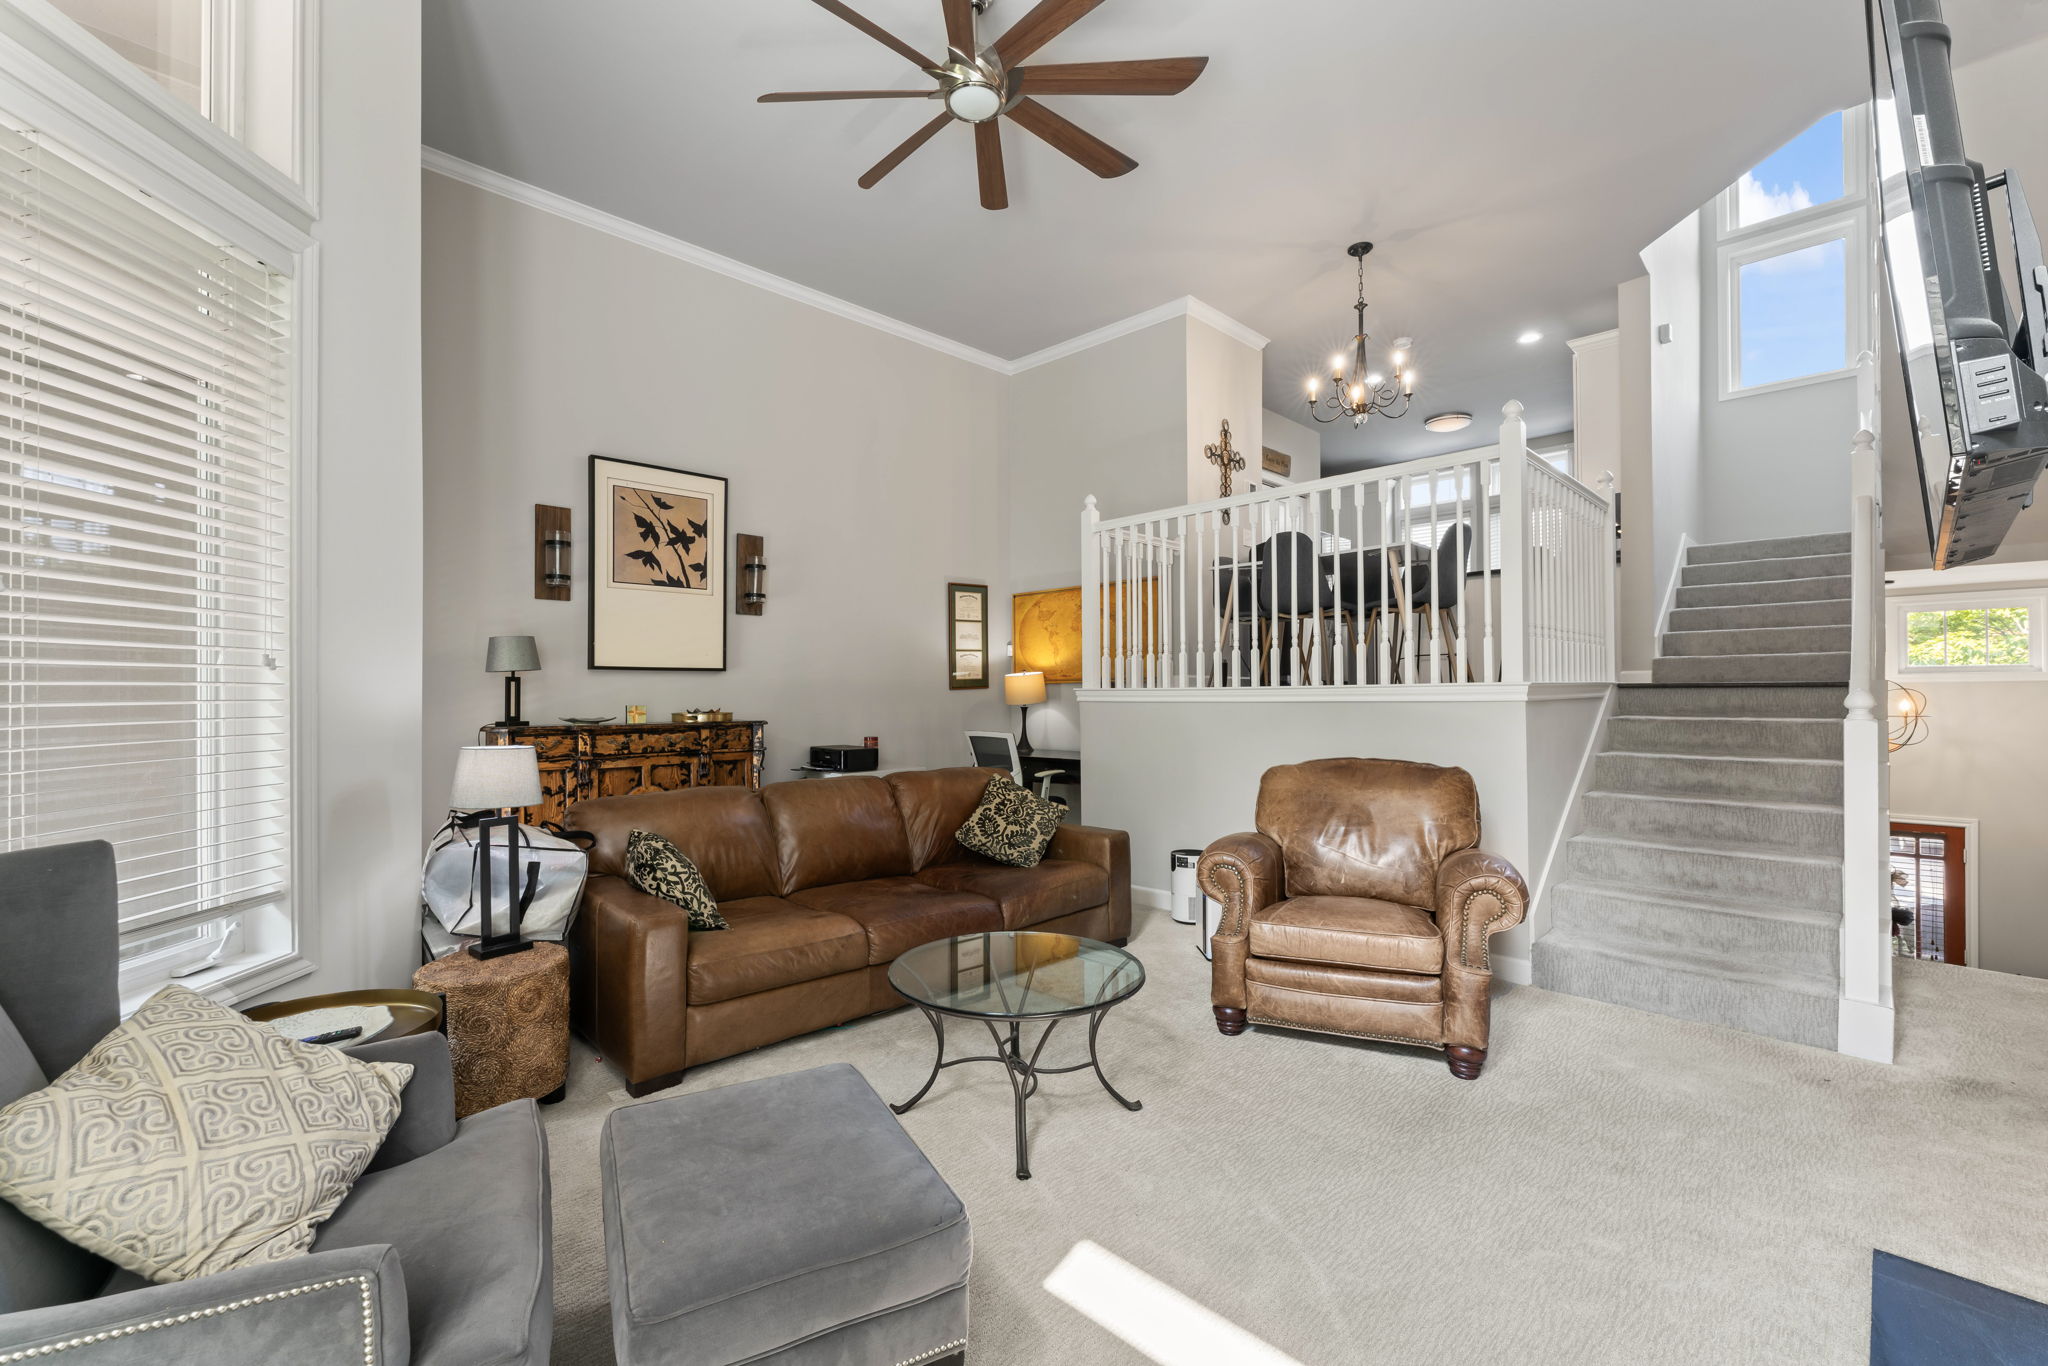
left=1197, top=758, right=1527, bottom=1078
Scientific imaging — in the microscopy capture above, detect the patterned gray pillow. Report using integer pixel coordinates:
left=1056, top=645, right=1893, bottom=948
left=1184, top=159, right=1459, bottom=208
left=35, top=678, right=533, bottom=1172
left=955, top=774, right=1065, bottom=868
left=0, top=984, right=411, bottom=1283
left=626, top=828, right=729, bottom=930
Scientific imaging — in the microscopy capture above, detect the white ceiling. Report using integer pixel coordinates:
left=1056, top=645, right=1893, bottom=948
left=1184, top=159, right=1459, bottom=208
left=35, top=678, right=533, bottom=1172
left=421, top=0, right=2048, bottom=469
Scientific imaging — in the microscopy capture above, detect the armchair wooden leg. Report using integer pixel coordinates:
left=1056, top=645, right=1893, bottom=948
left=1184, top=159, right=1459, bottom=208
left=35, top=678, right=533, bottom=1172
left=1446, top=1046, right=1486, bottom=1080
left=1213, top=1006, right=1248, bottom=1036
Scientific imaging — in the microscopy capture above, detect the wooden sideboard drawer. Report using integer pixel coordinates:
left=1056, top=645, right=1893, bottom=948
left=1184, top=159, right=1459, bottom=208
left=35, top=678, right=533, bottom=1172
left=478, top=720, right=765, bottom=827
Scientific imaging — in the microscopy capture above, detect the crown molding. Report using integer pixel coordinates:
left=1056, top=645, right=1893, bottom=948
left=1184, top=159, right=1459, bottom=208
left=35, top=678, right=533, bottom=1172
left=1566, top=328, right=1621, bottom=354
left=420, top=148, right=1269, bottom=378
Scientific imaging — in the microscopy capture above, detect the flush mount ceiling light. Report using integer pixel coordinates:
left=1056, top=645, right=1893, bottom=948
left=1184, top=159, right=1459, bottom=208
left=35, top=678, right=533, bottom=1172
left=1305, top=242, right=1417, bottom=427
left=1423, top=412, right=1473, bottom=433
left=758, top=0, right=1211, bottom=211
left=1517, top=330, right=1544, bottom=345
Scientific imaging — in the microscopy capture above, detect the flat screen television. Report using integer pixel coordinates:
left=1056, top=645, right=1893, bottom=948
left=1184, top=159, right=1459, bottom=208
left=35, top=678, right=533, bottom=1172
left=1871, top=0, right=2048, bottom=566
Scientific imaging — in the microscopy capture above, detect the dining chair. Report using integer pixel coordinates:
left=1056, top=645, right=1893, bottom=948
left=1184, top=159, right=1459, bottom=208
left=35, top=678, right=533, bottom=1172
left=1406, top=521, right=1480, bottom=682
left=1252, top=531, right=1338, bottom=684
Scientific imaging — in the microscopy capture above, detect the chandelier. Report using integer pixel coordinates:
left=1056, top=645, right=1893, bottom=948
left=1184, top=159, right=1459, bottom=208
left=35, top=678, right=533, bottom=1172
left=1306, top=241, right=1416, bottom=426
left=1889, top=682, right=1929, bottom=752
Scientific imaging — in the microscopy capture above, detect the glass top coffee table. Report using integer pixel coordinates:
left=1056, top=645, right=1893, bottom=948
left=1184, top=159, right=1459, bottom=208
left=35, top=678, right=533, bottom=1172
left=888, top=931, right=1144, bottom=1180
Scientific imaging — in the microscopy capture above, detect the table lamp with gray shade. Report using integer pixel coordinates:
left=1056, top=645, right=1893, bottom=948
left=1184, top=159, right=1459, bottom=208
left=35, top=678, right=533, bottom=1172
left=486, top=635, right=540, bottom=727
left=1004, top=670, right=1046, bottom=756
left=450, top=744, right=543, bottom=959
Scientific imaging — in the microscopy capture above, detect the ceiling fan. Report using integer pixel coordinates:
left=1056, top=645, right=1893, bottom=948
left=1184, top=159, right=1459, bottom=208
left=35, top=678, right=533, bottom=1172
left=759, top=0, right=1209, bottom=210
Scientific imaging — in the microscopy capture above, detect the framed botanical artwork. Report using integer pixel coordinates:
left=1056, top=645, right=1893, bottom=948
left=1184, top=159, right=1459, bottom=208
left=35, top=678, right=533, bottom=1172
left=589, top=454, right=727, bottom=670
left=948, top=583, right=989, bottom=689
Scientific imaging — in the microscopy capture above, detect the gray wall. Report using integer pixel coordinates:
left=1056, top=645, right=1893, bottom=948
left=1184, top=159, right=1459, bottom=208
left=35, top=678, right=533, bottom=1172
left=1887, top=676, right=2048, bottom=978
left=1079, top=691, right=1605, bottom=970
left=1260, top=408, right=1323, bottom=486
left=420, top=172, right=1012, bottom=818
left=1695, top=214, right=1855, bottom=544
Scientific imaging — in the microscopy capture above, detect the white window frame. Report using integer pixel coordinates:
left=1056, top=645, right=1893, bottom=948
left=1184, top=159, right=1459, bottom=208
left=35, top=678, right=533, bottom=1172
left=0, top=2, right=320, bottom=1007
left=1888, top=590, right=2048, bottom=679
left=1715, top=105, right=1874, bottom=402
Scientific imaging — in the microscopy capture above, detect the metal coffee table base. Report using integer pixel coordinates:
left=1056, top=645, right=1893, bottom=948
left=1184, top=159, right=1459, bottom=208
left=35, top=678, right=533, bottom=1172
left=892, top=1004, right=1141, bottom=1180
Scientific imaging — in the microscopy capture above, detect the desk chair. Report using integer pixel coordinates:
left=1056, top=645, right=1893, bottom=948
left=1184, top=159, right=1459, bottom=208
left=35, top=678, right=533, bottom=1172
left=966, top=731, right=1067, bottom=804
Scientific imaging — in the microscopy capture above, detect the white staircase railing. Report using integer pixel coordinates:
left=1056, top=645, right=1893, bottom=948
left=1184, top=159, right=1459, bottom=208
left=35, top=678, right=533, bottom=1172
left=1079, top=402, right=1616, bottom=692
left=1839, top=422, right=1894, bottom=1062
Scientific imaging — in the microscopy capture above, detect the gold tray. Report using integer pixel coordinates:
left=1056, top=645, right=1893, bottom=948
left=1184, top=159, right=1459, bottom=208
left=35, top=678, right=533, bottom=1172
left=244, top=987, right=444, bottom=1041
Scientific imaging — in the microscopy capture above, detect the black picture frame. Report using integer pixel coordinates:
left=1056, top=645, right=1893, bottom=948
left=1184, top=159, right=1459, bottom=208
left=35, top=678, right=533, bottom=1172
left=588, top=453, right=729, bottom=671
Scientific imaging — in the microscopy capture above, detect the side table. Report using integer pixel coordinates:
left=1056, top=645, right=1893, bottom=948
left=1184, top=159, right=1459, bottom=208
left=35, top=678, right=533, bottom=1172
left=413, top=943, right=570, bottom=1117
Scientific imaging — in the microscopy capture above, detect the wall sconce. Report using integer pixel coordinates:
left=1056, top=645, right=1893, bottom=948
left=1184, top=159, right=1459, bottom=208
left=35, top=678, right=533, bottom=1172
left=737, top=533, right=767, bottom=615
left=534, top=505, right=571, bottom=601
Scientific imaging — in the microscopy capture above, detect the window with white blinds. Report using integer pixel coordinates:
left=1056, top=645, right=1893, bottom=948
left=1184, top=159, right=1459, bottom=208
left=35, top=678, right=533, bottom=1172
left=0, top=123, right=292, bottom=951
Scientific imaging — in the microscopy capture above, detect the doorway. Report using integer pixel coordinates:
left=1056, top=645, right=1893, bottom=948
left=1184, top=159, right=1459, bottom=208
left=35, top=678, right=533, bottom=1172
left=1889, top=820, right=1970, bottom=966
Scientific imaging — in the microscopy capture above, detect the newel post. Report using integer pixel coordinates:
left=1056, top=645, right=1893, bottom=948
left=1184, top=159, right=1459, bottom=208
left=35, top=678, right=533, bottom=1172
left=1496, top=400, right=1530, bottom=684
left=1080, top=495, right=1101, bottom=691
left=1839, top=426, right=1893, bottom=1061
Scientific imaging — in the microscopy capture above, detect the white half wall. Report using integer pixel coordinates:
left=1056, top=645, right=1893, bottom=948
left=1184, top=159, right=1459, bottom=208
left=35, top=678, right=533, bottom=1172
left=420, top=171, right=1012, bottom=822
left=1077, top=690, right=1605, bottom=966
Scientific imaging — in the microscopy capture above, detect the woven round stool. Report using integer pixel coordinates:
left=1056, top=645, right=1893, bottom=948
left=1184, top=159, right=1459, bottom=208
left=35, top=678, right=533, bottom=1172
left=413, top=942, right=570, bottom=1118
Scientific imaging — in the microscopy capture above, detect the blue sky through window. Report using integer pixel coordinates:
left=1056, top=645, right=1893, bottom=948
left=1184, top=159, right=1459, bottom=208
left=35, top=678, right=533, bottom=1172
left=1736, top=111, right=1846, bottom=228
left=1739, top=238, right=1847, bottom=387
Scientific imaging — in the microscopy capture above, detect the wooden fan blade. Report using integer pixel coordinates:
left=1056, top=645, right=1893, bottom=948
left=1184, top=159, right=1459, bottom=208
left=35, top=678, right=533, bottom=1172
left=975, top=119, right=1009, bottom=210
left=1013, top=57, right=1209, bottom=96
left=806, top=0, right=936, bottom=70
left=942, top=0, right=976, bottom=56
left=859, top=112, right=952, bottom=188
left=1005, top=97, right=1136, bottom=177
left=760, top=90, right=936, bottom=102
left=990, top=0, right=1107, bottom=65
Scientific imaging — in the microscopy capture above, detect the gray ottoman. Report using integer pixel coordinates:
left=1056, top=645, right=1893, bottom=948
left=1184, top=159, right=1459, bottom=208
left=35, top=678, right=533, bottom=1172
left=601, top=1063, right=970, bottom=1366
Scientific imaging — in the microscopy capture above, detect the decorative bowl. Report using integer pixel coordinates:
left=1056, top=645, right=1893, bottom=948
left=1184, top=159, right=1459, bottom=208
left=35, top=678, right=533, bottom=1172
left=559, top=715, right=617, bottom=726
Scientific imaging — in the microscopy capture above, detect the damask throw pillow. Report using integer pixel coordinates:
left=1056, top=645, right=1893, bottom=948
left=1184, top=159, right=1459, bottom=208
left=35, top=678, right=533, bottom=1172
left=955, top=774, right=1065, bottom=868
left=626, top=828, right=729, bottom=930
left=0, top=984, right=412, bottom=1284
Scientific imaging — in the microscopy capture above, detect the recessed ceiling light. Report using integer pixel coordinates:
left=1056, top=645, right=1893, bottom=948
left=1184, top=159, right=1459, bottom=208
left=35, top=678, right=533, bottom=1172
left=1423, top=412, right=1473, bottom=433
left=1517, top=330, right=1544, bottom=345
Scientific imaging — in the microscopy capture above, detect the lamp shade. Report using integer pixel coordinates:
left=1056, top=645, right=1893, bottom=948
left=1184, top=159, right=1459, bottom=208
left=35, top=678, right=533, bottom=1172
left=485, top=635, right=540, bottom=673
left=1004, top=671, right=1047, bottom=706
left=451, top=745, right=542, bottom=811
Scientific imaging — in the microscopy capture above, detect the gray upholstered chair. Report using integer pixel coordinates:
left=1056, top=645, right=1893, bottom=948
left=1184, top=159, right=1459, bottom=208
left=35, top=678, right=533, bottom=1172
left=0, top=841, right=555, bottom=1366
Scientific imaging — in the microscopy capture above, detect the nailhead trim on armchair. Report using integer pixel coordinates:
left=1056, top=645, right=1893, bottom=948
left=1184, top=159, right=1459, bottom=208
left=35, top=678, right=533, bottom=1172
left=0, top=1275, right=377, bottom=1364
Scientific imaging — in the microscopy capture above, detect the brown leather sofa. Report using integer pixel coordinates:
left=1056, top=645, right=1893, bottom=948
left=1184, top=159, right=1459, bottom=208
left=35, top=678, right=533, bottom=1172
left=567, top=767, right=1131, bottom=1094
left=1197, top=758, right=1527, bottom=1079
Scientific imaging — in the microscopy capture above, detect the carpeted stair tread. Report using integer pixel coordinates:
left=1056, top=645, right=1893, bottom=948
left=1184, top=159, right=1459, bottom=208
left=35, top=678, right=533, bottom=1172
left=1550, top=878, right=1839, bottom=928
left=1545, top=881, right=1841, bottom=979
left=1661, top=624, right=1852, bottom=657
left=1532, top=929, right=1841, bottom=1048
left=1613, top=684, right=1848, bottom=718
left=1534, top=927, right=1839, bottom=998
left=1686, top=532, right=1852, bottom=564
left=1570, top=831, right=1842, bottom=874
left=1566, top=833, right=1841, bottom=910
left=1578, top=790, right=1844, bottom=855
left=1606, top=715, right=1843, bottom=760
left=1667, top=599, right=1852, bottom=632
left=1681, top=552, right=1853, bottom=586
left=1674, top=574, right=1853, bottom=608
left=1650, top=650, right=1850, bottom=684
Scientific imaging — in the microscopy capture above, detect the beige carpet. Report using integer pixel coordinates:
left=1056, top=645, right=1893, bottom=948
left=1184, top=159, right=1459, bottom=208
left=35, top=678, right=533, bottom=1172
left=541, top=910, right=2048, bottom=1365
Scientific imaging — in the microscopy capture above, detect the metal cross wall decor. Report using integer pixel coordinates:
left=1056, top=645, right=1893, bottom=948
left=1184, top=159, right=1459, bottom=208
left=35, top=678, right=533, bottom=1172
left=1206, top=420, right=1246, bottom=524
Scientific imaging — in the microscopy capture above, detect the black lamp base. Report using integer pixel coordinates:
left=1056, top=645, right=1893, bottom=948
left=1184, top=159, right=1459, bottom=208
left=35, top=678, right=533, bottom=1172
left=1016, top=704, right=1034, bottom=758
left=464, top=811, right=538, bottom=960
left=469, top=936, right=534, bottom=960
left=499, top=672, right=527, bottom=728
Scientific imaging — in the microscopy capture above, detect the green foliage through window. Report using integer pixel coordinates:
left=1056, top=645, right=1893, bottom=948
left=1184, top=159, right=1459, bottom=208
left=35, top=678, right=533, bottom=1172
left=1904, top=606, right=2030, bottom=667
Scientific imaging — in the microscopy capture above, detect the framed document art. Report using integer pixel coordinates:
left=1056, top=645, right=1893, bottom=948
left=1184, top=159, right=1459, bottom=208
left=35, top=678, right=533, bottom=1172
left=948, top=582, right=989, bottom=689
left=589, top=454, right=728, bottom=670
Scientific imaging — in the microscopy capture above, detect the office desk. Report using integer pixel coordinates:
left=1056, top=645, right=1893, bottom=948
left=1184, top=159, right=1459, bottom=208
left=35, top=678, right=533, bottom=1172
left=1021, top=749, right=1081, bottom=787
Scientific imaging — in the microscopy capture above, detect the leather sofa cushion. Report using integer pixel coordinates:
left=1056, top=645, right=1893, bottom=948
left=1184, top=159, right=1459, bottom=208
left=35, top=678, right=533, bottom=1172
left=914, top=859, right=1109, bottom=930
left=889, top=768, right=1009, bottom=870
left=313, top=1098, right=552, bottom=1366
left=685, top=897, right=869, bottom=1006
left=572, top=787, right=780, bottom=902
left=761, top=777, right=914, bottom=893
left=1249, top=895, right=1444, bottom=975
left=1255, top=758, right=1479, bottom=908
left=787, top=879, right=1000, bottom=964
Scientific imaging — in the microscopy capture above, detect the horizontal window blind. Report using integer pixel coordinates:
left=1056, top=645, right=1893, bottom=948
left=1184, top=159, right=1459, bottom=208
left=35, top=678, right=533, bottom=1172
left=0, top=123, right=292, bottom=942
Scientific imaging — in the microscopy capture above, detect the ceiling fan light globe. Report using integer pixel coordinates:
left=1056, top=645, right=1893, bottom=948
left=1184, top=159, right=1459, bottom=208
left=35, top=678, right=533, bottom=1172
left=946, top=82, right=1003, bottom=122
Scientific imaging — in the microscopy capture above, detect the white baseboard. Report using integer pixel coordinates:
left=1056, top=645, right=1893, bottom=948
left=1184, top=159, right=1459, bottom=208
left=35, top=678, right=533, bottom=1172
left=1132, top=885, right=1171, bottom=913
left=1619, top=670, right=1652, bottom=684
left=1838, top=998, right=1895, bottom=1063
left=1492, top=953, right=1532, bottom=986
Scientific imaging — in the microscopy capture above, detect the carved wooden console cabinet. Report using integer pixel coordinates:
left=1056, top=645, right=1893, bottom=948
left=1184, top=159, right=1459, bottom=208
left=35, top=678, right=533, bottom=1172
left=478, top=720, right=767, bottom=827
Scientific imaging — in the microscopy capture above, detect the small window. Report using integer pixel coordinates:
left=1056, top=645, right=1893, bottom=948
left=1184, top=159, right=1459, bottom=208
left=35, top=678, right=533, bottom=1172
left=1733, top=111, right=1849, bottom=230
left=1890, top=593, right=2046, bottom=676
left=1736, top=236, right=1849, bottom=388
